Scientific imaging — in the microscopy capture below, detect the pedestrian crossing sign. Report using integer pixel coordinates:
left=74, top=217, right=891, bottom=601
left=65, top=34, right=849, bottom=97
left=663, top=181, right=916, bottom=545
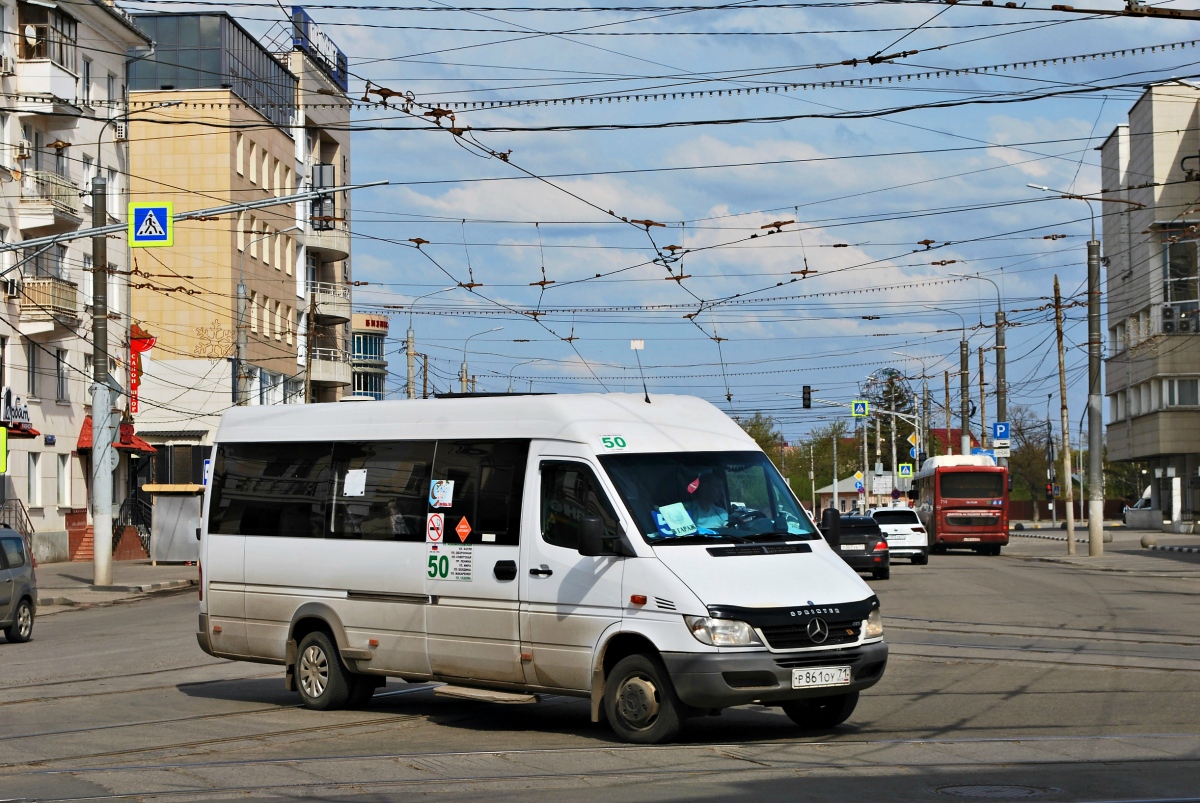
left=852, top=400, right=869, bottom=417
left=898, top=463, right=913, bottom=478
left=128, top=203, right=173, bottom=247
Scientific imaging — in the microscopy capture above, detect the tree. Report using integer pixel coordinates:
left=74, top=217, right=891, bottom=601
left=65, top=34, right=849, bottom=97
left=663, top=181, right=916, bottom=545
left=739, top=412, right=784, bottom=470
left=1006, top=403, right=1052, bottom=521
left=791, top=420, right=849, bottom=509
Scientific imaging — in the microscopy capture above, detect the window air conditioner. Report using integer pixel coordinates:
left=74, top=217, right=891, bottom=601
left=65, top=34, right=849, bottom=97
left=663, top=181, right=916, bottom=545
left=15, top=139, right=31, bottom=160
left=3, top=276, right=22, bottom=299
left=1162, top=304, right=1176, bottom=334
left=113, top=123, right=128, bottom=142
left=0, top=55, right=14, bottom=76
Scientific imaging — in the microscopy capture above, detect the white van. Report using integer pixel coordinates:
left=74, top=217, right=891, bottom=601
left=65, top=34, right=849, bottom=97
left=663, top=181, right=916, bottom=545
left=196, top=394, right=887, bottom=743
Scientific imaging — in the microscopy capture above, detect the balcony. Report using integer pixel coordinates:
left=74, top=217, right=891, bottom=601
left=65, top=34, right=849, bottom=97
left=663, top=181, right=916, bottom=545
left=16, top=59, right=78, bottom=106
left=304, top=224, right=351, bottom=262
left=309, top=347, right=351, bottom=386
left=309, top=281, right=351, bottom=324
left=20, top=275, right=79, bottom=329
left=19, top=170, right=83, bottom=232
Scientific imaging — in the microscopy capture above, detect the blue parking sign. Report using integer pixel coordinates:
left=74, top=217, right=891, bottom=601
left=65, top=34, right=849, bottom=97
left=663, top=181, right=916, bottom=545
left=992, top=421, right=1010, bottom=440
left=129, top=203, right=173, bottom=247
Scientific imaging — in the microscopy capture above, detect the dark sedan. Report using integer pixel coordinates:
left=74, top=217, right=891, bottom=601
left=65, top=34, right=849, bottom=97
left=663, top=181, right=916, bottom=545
left=824, top=515, right=890, bottom=580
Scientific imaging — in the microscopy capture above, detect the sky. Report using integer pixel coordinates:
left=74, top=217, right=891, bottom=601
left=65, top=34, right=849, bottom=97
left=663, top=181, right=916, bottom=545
left=126, top=0, right=1200, bottom=445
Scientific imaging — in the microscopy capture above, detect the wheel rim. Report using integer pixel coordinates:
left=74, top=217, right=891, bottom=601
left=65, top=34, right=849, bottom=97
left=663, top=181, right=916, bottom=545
left=299, top=644, right=329, bottom=698
left=616, top=673, right=660, bottom=729
left=16, top=604, right=31, bottom=638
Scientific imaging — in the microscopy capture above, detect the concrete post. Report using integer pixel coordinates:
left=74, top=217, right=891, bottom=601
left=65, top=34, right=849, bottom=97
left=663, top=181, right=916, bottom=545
left=1087, top=238, right=1104, bottom=555
left=90, top=176, right=113, bottom=587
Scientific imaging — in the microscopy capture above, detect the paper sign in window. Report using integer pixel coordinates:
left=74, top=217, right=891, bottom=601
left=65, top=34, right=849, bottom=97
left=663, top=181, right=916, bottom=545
left=658, top=502, right=697, bottom=536
left=343, top=469, right=367, bottom=497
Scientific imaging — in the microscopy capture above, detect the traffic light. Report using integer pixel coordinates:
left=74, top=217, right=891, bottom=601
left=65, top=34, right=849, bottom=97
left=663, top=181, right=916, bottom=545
left=1045, top=483, right=1054, bottom=501
left=802, top=385, right=812, bottom=409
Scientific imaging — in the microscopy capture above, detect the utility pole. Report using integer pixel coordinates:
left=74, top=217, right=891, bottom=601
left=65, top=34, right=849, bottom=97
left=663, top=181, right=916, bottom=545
left=90, top=176, right=113, bottom=587
left=810, top=444, right=816, bottom=513
left=996, top=308, right=1007, bottom=467
left=960, top=340, right=971, bottom=456
left=422, top=354, right=429, bottom=399
left=978, top=346, right=987, bottom=449
left=1087, top=238, right=1105, bottom=555
left=889, top=410, right=897, bottom=503
left=922, top=378, right=931, bottom=465
left=861, top=420, right=868, bottom=511
left=303, top=293, right=315, bottom=404
left=1054, top=275, right=1076, bottom=553
left=406, top=323, right=416, bottom=399
left=944, top=370, right=952, bottom=454
left=832, top=423, right=839, bottom=512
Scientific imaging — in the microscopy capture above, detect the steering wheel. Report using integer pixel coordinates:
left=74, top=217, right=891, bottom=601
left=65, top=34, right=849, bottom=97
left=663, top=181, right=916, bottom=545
left=730, top=507, right=768, bottom=529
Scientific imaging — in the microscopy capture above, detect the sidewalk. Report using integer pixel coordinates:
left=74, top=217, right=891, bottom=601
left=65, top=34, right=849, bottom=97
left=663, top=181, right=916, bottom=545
left=1006, top=527, right=1200, bottom=575
left=35, top=559, right=199, bottom=613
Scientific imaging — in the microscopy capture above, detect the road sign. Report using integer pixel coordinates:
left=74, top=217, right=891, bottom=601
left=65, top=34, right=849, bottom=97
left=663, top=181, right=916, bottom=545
left=855, top=481, right=864, bottom=492
left=898, top=463, right=913, bottom=478
left=907, top=432, right=919, bottom=447
left=852, top=400, right=869, bottom=417
left=992, top=438, right=1011, bottom=448
left=1053, top=483, right=1062, bottom=498
left=128, top=203, right=173, bottom=247
left=992, top=421, right=1010, bottom=440
left=854, top=470, right=864, bottom=481
left=993, top=447, right=1011, bottom=458
left=909, top=446, right=919, bottom=459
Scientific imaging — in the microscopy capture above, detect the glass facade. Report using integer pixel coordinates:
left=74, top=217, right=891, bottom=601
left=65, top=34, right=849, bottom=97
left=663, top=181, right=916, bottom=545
left=352, top=371, right=384, bottom=400
left=352, top=332, right=385, bottom=361
left=129, top=13, right=296, bottom=129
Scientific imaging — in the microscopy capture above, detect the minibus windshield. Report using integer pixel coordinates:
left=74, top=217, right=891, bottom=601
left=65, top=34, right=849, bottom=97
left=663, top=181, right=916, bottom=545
left=599, top=451, right=819, bottom=544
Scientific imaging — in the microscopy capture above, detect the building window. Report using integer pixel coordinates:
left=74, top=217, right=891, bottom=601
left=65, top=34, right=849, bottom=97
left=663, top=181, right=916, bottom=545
left=262, top=228, right=271, bottom=266
left=107, top=72, right=116, bottom=104
left=352, top=371, right=384, bottom=400
left=17, top=2, right=77, bottom=69
left=262, top=151, right=269, bottom=191
left=249, top=141, right=257, bottom=184
left=26, top=340, right=38, bottom=397
left=57, top=453, right=69, bottom=507
left=274, top=301, right=282, bottom=340
left=1166, top=378, right=1199, bottom=407
left=106, top=169, right=118, bottom=216
left=236, top=133, right=244, bottom=176
left=353, top=333, right=384, bottom=361
left=56, top=349, right=67, bottom=400
left=248, top=216, right=257, bottom=258
left=1164, top=240, right=1199, bottom=306
left=81, top=57, right=91, bottom=103
left=27, top=452, right=41, bottom=507
left=286, top=306, right=294, bottom=346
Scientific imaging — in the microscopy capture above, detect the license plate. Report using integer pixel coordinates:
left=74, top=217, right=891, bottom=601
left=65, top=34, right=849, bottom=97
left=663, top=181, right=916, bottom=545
left=840, top=544, right=865, bottom=551
left=963, top=537, right=981, bottom=542
left=792, top=666, right=852, bottom=689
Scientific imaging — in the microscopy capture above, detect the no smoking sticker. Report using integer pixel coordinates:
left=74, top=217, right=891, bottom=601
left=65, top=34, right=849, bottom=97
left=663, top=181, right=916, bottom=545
left=426, top=513, right=444, bottom=543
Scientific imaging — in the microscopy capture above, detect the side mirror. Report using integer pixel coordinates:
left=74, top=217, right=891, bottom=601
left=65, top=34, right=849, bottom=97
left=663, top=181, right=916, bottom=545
left=1008, top=476, right=1013, bottom=491
left=820, top=507, right=841, bottom=552
left=579, top=516, right=621, bottom=557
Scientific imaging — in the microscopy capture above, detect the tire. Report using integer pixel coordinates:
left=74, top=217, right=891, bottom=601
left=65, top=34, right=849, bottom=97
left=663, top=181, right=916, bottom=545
left=295, top=631, right=354, bottom=711
left=872, top=566, right=890, bottom=580
left=912, top=552, right=929, bottom=566
left=989, top=544, right=1002, bottom=556
left=932, top=544, right=947, bottom=555
left=346, top=676, right=379, bottom=709
left=603, top=654, right=684, bottom=744
left=4, top=598, right=33, bottom=643
left=781, top=691, right=859, bottom=730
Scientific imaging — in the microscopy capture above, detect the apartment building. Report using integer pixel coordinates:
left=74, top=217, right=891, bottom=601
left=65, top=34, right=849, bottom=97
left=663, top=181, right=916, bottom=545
left=1100, top=83, right=1200, bottom=528
left=127, top=10, right=353, bottom=473
left=350, top=313, right=388, bottom=400
left=0, top=0, right=152, bottom=560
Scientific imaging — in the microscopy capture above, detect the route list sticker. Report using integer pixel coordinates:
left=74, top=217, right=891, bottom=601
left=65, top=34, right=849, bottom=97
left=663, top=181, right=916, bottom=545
left=428, top=544, right=473, bottom=581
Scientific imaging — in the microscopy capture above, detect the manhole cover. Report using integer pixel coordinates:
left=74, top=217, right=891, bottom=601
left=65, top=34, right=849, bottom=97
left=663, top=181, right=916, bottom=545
left=934, top=786, right=1062, bottom=799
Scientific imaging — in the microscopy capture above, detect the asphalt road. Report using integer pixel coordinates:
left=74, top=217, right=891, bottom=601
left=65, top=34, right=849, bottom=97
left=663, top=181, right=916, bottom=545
left=3, top=540, right=1199, bottom=803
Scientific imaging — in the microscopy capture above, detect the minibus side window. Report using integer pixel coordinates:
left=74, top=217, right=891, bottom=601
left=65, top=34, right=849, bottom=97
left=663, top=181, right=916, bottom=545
left=329, top=441, right=434, bottom=541
left=540, top=461, right=618, bottom=551
left=208, top=442, right=333, bottom=537
left=430, top=440, right=528, bottom=546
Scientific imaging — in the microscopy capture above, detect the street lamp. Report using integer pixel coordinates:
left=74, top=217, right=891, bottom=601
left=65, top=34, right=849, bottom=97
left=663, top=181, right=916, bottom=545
left=507, top=358, right=541, bottom=393
left=950, top=272, right=1007, bottom=462
left=1027, top=184, right=1145, bottom=556
left=461, top=327, right=503, bottom=393
left=405, top=287, right=456, bottom=399
left=925, top=305, right=971, bottom=456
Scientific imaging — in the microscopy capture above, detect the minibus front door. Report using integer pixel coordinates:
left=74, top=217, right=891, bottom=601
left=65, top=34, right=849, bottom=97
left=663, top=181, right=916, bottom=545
left=520, top=456, right=625, bottom=692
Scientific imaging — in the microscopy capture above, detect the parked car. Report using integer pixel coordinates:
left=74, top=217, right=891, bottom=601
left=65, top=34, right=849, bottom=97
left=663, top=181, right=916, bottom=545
left=1122, top=497, right=1151, bottom=524
left=0, top=528, right=36, bottom=643
left=868, top=507, right=929, bottom=565
left=826, top=515, right=890, bottom=580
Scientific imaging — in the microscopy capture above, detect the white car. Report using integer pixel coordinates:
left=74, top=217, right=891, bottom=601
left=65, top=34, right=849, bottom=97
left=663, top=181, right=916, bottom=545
left=868, top=507, right=929, bottom=565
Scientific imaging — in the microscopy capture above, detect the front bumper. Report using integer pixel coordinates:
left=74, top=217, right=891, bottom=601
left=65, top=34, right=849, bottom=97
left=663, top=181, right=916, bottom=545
left=840, top=551, right=890, bottom=571
left=661, top=640, right=888, bottom=709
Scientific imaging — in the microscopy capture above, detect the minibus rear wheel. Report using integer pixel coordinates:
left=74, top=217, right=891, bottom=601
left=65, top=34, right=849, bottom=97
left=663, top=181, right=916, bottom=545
left=781, top=691, right=859, bottom=730
left=603, top=654, right=683, bottom=744
left=296, top=631, right=354, bottom=710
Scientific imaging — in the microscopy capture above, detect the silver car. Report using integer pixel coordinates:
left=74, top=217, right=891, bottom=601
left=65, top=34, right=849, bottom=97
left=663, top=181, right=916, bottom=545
left=0, top=529, right=36, bottom=643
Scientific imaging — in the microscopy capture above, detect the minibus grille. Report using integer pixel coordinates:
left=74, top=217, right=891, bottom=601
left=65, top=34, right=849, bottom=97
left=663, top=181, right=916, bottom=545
left=760, top=620, right=861, bottom=650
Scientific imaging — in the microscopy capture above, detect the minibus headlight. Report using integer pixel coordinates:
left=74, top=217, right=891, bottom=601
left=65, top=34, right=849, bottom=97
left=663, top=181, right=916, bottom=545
left=683, top=616, right=763, bottom=647
left=864, top=609, right=884, bottom=639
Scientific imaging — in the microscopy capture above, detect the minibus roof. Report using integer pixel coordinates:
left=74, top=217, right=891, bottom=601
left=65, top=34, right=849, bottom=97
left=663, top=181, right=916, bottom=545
left=214, top=393, right=757, bottom=453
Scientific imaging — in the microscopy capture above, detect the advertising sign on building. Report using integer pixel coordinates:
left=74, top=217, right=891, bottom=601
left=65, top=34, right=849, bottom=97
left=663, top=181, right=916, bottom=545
left=1, top=387, right=32, bottom=430
left=292, top=7, right=349, bottom=91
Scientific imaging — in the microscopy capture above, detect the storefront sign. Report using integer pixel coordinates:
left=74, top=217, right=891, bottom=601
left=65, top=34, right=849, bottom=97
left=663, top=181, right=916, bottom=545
left=292, top=7, right=348, bottom=91
left=1, top=387, right=32, bottom=430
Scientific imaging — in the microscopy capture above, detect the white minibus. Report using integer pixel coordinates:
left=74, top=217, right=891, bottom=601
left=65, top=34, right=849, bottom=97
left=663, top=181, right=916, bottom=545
left=197, top=393, right=887, bottom=743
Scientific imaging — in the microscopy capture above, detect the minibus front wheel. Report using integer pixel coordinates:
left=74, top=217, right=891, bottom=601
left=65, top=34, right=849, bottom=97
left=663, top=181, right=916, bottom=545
left=603, top=654, right=684, bottom=744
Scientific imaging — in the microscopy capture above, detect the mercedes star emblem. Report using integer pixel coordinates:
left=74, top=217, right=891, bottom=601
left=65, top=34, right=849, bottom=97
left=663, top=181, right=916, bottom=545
left=806, top=617, right=830, bottom=644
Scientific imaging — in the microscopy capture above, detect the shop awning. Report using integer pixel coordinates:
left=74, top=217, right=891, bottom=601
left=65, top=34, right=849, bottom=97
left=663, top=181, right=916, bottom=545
left=6, top=426, right=40, bottom=440
left=77, top=416, right=157, bottom=454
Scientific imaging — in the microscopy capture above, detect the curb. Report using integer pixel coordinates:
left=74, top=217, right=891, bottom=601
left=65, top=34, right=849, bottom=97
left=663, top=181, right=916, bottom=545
left=37, top=578, right=196, bottom=607
left=1144, top=544, right=1200, bottom=555
left=1011, top=532, right=1093, bottom=544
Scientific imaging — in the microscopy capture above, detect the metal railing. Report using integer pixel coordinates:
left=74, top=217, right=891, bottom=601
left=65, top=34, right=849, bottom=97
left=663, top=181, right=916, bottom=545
left=115, top=497, right=153, bottom=555
left=20, top=275, right=78, bottom=320
left=311, top=347, right=351, bottom=362
left=307, top=281, right=350, bottom=299
left=21, top=170, right=81, bottom=217
left=0, top=498, right=36, bottom=541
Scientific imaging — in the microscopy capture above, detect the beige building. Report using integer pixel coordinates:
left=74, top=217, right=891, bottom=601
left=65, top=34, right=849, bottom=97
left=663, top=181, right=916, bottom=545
left=127, top=11, right=352, bottom=474
left=1100, top=83, right=1200, bottom=527
left=0, top=0, right=152, bottom=562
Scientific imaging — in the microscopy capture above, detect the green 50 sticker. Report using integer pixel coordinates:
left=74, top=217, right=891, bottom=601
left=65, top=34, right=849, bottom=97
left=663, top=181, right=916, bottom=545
left=600, top=436, right=628, bottom=450
left=427, top=554, right=450, bottom=579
